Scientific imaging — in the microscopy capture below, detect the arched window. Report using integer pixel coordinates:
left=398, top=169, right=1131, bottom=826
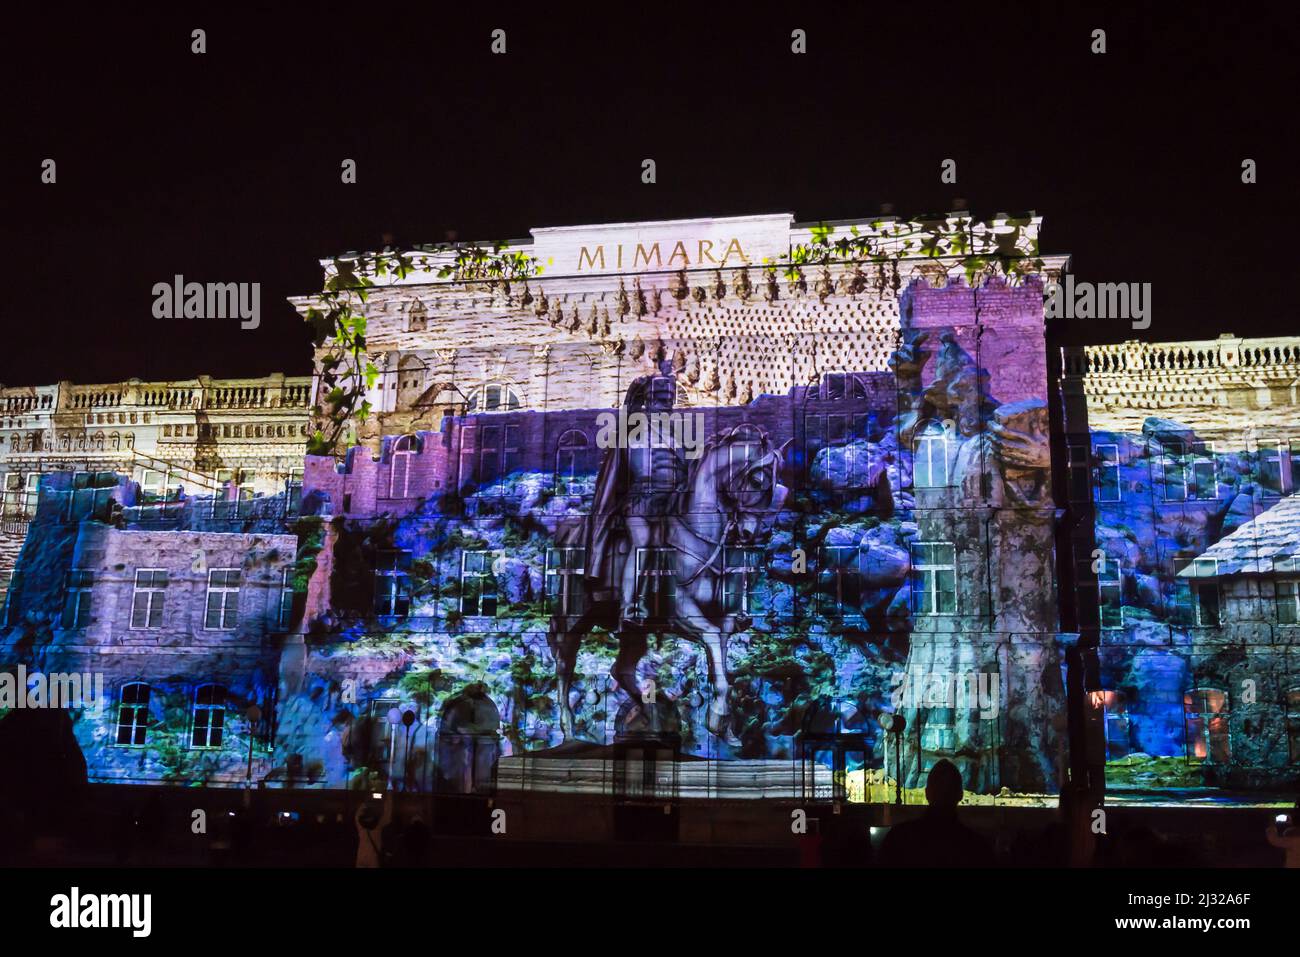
left=58, top=433, right=70, bottom=452
left=109, top=431, right=120, bottom=451
left=389, top=434, right=421, bottom=498
left=1184, top=687, right=1230, bottom=764
left=92, top=431, right=105, bottom=452
left=116, top=683, right=151, bottom=746
left=191, top=684, right=227, bottom=748
left=436, top=685, right=501, bottom=795
left=554, top=429, right=593, bottom=495
left=466, top=382, right=520, bottom=413
left=125, top=433, right=135, bottom=450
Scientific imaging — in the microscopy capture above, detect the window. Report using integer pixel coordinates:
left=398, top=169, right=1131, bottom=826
left=554, top=430, right=594, bottom=496
left=722, top=547, right=763, bottom=615
left=277, top=569, right=295, bottom=629
left=1099, top=690, right=1132, bottom=760
left=1159, top=441, right=1215, bottom=502
left=1097, top=553, right=1124, bottom=629
left=1065, top=439, right=1091, bottom=503
left=725, top=426, right=764, bottom=493
left=286, top=467, right=304, bottom=512
left=460, top=550, right=498, bottom=617
left=1287, top=689, right=1300, bottom=765
left=819, top=545, right=863, bottom=617
left=389, top=435, right=419, bottom=498
left=1260, top=439, right=1300, bottom=495
left=204, top=569, right=241, bottom=629
left=62, top=569, right=93, bottom=629
left=1096, top=443, right=1121, bottom=502
left=545, top=547, right=586, bottom=616
left=1189, top=442, right=1217, bottom=500
left=635, top=547, right=677, bottom=619
left=191, top=685, right=227, bottom=749
left=821, top=372, right=867, bottom=401
left=909, top=543, right=956, bottom=616
left=913, top=423, right=950, bottom=488
left=475, top=424, right=520, bottom=494
left=130, top=569, right=168, bottom=629
left=215, top=468, right=256, bottom=500
left=116, top=683, right=151, bottom=746
left=1278, top=566, right=1300, bottom=625
left=140, top=468, right=179, bottom=503
left=1175, top=557, right=1221, bottom=626
left=375, top=550, right=412, bottom=618
left=0, top=570, right=12, bottom=620
left=1, top=473, right=20, bottom=517
left=1183, top=688, right=1230, bottom=764
left=805, top=412, right=871, bottom=489
left=466, top=382, right=520, bottom=413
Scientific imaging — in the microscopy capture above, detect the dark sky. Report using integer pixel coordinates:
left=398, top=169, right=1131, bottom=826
left=3, top=3, right=1295, bottom=387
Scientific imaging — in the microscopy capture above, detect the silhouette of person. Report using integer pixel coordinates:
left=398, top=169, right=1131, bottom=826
left=878, top=759, right=993, bottom=867
left=355, top=793, right=393, bottom=868
left=1266, top=804, right=1300, bottom=868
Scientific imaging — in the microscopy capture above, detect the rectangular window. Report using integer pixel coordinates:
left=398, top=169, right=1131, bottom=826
left=545, top=547, right=586, bottom=616
left=913, top=429, right=950, bottom=489
left=460, top=550, right=498, bottom=617
left=1189, top=442, right=1217, bottom=500
left=277, top=568, right=295, bottom=629
left=1277, top=560, right=1300, bottom=625
left=1065, top=440, right=1091, bottom=503
left=819, top=545, right=863, bottom=617
left=1258, top=439, right=1285, bottom=495
left=62, top=569, right=93, bottom=629
left=909, top=543, right=956, bottom=616
left=1175, top=557, right=1221, bottom=626
left=1097, top=553, right=1123, bottom=629
left=204, top=568, right=241, bottom=630
left=375, top=550, right=412, bottom=618
left=477, top=425, right=520, bottom=494
left=1160, top=440, right=1188, bottom=502
left=805, top=413, right=870, bottom=489
left=722, top=547, right=762, bottom=615
left=1096, top=443, right=1121, bottom=502
left=23, top=473, right=40, bottom=517
left=635, top=547, right=677, bottom=619
left=2, top=472, right=20, bottom=517
left=191, top=686, right=226, bottom=749
left=115, top=684, right=150, bottom=746
left=130, top=569, right=168, bottom=629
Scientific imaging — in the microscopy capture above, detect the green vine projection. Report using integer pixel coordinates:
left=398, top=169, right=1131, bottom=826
left=303, top=243, right=544, bottom=456
left=769, top=216, right=1046, bottom=291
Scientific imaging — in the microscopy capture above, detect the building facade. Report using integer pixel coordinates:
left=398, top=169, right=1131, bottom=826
left=273, top=213, right=1073, bottom=798
left=0, top=374, right=311, bottom=612
left=1060, top=335, right=1300, bottom=792
left=5, top=213, right=1294, bottom=805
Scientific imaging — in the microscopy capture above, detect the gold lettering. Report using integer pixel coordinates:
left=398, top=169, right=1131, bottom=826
left=721, top=238, right=750, bottom=265
left=697, top=239, right=717, bottom=264
left=577, top=246, right=606, bottom=271
left=667, top=241, right=690, bottom=267
left=633, top=242, right=662, bottom=269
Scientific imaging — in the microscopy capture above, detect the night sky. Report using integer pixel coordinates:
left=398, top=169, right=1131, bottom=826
left=3, top=4, right=1295, bottom=388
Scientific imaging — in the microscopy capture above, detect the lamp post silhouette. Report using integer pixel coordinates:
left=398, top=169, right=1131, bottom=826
left=878, top=712, right=907, bottom=805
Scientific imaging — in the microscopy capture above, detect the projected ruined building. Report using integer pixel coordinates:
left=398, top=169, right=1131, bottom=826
left=1060, top=336, right=1300, bottom=792
left=3, top=213, right=1297, bottom=805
